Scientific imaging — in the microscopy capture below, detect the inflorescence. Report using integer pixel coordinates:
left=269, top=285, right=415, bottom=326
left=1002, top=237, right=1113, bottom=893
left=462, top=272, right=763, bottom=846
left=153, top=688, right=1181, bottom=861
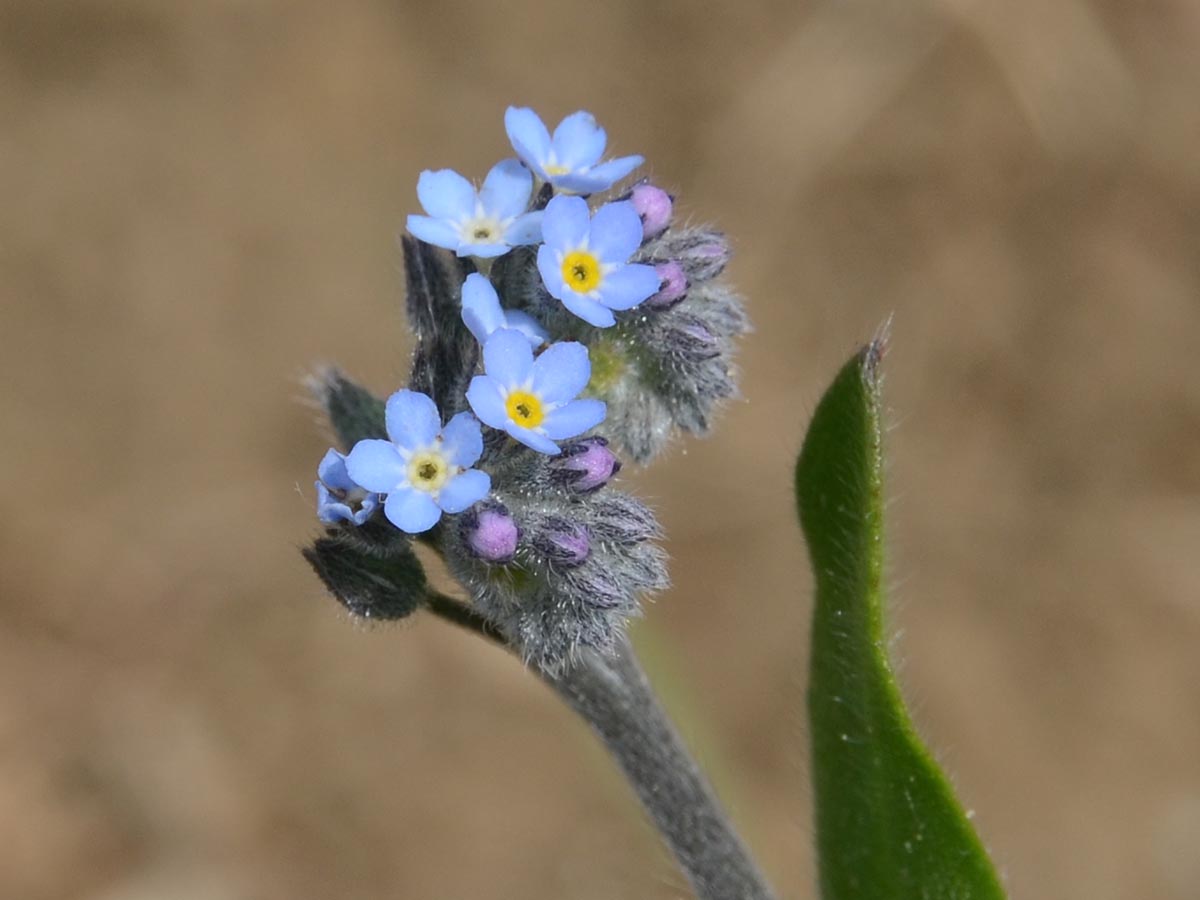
left=305, top=107, right=748, bottom=671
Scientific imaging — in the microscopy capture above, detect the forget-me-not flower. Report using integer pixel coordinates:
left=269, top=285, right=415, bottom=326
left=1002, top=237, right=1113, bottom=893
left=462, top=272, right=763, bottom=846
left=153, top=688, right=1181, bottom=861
left=537, top=195, right=662, bottom=328
left=316, top=449, right=380, bottom=525
left=466, top=329, right=606, bottom=455
left=461, top=273, right=547, bottom=348
left=505, top=107, right=643, bottom=195
left=407, top=159, right=542, bottom=258
left=345, top=390, right=491, bottom=533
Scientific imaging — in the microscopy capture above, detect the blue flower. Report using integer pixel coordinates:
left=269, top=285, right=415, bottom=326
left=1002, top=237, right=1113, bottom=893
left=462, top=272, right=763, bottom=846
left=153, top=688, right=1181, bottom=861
left=345, top=390, right=491, bottom=534
left=461, top=273, right=547, bottom=348
left=406, top=160, right=543, bottom=258
left=316, top=449, right=380, bottom=525
left=466, top=329, right=606, bottom=455
left=536, top=195, right=662, bottom=328
left=505, top=107, right=643, bottom=194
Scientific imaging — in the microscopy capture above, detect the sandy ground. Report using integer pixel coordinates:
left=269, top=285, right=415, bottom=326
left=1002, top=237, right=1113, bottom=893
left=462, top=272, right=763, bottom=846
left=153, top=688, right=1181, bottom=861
left=2, top=1, right=1199, bottom=898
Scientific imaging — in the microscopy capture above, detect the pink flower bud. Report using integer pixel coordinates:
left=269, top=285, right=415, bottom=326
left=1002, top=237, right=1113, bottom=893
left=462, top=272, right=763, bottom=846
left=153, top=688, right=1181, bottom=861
left=460, top=503, right=520, bottom=563
left=684, top=237, right=729, bottom=281
left=673, top=322, right=720, bottom=361
left=647, top=260, right=689, bottom=309
left=534, top=522, right=591, bottom=568
left=553, top=437, right=622, bottom=493
left=630, top=183, right=673, bottom=239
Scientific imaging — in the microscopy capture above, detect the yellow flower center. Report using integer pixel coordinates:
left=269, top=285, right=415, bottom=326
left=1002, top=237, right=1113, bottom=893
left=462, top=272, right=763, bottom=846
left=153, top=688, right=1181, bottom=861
left=544, top=163, right=570, bottom=176
left=505, top=390, right=545, bottom=428
left=407, top=450, right=450, bottom=494
left=561, top=250, right=602, bottom=294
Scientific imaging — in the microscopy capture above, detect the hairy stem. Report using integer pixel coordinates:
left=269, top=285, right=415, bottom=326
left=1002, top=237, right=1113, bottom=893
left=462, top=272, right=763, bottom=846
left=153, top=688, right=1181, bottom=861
left=426, top=598, right=776, bottom=900
left=426, top=591, right=505, bottom=646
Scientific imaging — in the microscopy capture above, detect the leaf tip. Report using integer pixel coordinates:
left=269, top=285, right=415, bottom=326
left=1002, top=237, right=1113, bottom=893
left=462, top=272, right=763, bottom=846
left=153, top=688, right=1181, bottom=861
left=862, top=314, right=893, bottom=385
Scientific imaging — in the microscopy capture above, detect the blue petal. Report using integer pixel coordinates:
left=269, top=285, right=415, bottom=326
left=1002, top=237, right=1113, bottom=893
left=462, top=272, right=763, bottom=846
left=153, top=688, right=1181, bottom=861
left=352, top=493, right=380, bottom=526
left=384, top=487, right=442, bottom=533
left=482, top=328, right=533, bottom=387
left=416, top=169, right=475, bottom=220
left=592, top=154, right=644, bottom=181
left=551, top=111, right=606, bottom=170
left=346, top=439, right=406, bottom=493
left=587, top=201, right=643, bottom=263
left=541, top=195, right=590, bottom=250
left=530, top=341, right=590, bottom=404
left=407, top=215, right=461, bottom=251
left=503, top=210, right=544, bottom=246
left=541, top=398, right=607, bottom=440
left=536, top=244, right=569, bottom=299
left=460, top=273, right=505, bottom=344
left=385, top=389, right=441, bottom=449
left=466, top=375, right=508, bottom=429
left=503, top=309, right=548, bottom=347
left=512, top=149, right=549, bottom=182
left=317, top=448, right=354, bottom=490
left=553, top=155, right=643, bottom=194
left=437, top=468, right=491, bottom=514
left=441, top=411, right=484, bottom=468
left=479, top=158, right=533, bottom=220
left=505, top=107, right=552, bottom=169
left=597, top=263, right=661, bottom=311
left=560, top=291, right=616, bottom=328
left=506, top=424, right=562, bottom=455
left=457, top=242, right=510, bottom=259
left=316, top=481, right=352, bottom=524
left=318, top=450, right=381, bottom=525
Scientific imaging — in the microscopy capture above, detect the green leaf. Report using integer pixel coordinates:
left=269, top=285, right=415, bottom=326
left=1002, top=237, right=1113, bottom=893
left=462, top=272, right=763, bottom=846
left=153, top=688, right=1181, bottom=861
left=796, top=336, right=1006, bottom=900
left=303, top=531, right=428, bottom=621
left=308, top=368, right=387, bottom=450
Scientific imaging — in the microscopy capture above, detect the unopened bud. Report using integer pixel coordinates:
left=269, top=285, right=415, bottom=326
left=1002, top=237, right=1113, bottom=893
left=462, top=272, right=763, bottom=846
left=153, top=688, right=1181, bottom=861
left=647, top=261, right=688, bottom=309
left=534, top=522, right=591, bottom=568
left=647, top=229, right=734, bottom=285
left=590, top=494, right=663, bottom=545
left=630, top=183, right=673, bottom=239
left=671, top=321, right=720, bottom=361
left=553, top=437, right=622, bottom=493
left=571, top=569, right=627, bottom=610
left=684, top=236, right=730, bottom=281
left=460, top=503, right=520, bottom=563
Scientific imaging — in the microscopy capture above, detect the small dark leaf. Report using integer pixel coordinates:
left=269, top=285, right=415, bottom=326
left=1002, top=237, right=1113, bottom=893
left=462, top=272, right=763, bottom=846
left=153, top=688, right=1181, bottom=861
left=309, top=369, right=386, bottom=449
left=402, top=236, right=477, bottom=415
left=796, top=334, right=1006, bottom=900
left=303, top=533, right=428, bottom=621
left=329, top=518, right=415, bottom=558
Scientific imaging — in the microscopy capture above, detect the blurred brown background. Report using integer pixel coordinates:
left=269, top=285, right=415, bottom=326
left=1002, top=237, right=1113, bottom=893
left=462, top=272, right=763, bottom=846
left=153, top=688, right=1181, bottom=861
left=2, top=1, right=1199, bottom=898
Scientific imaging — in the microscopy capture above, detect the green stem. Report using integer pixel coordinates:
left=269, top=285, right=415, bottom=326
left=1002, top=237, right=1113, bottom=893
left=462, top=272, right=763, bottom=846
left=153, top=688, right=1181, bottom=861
left=425, top=591, right=505, bottom=647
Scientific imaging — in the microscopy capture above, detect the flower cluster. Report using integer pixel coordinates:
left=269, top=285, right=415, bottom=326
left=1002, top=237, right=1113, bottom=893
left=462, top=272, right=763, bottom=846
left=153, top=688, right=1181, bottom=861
left=306, top=107, right=746, bottom=670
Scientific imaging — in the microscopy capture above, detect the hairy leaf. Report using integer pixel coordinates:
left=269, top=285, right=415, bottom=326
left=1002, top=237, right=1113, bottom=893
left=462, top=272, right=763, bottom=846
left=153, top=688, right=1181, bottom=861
left=402, top=236, right=478, bottom=416
left=309, top=368, right=387, bottom=449
left=796, top=337, right=1005, bottom=900
left=304, top=531, right=428, bottom=621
